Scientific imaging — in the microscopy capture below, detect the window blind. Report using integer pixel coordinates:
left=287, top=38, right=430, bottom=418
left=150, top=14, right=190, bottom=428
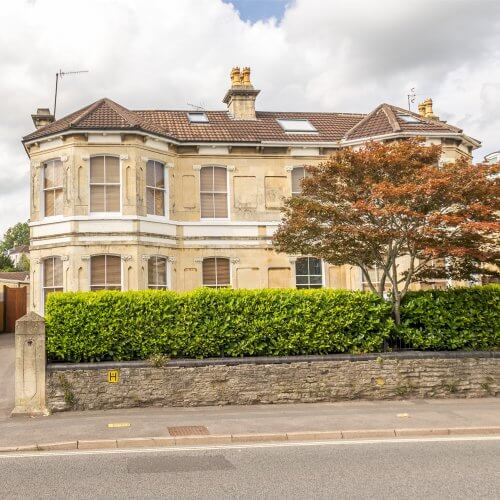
left=200, top=166, right=228, bottom=218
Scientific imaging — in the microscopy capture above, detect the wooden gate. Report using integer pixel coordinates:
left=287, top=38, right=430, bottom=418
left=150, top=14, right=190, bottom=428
left=5, top=286, right=27, bottom=332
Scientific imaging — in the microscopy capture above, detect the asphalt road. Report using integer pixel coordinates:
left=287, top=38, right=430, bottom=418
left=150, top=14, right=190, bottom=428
left=1, top=437, right=498, bottom=499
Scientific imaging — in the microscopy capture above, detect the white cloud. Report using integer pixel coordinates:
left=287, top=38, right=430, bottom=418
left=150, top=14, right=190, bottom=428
left=0, top=0, right=499, bottom=235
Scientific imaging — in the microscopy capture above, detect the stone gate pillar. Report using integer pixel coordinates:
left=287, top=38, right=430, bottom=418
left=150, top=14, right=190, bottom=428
left=11, top=311, right=48, bottom=416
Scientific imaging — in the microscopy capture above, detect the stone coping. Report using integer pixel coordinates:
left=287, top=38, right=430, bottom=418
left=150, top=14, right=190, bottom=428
left=47, top=350, right=499, bottom=371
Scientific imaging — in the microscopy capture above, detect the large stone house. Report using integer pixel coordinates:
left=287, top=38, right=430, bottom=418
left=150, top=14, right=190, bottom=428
left=23, top=68, right=480, bottom=313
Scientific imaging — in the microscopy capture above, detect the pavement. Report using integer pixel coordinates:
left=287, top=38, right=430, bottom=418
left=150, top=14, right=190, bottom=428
left=1, top=437, right=499, bottom=498
left=0, top=333, right=14, bottom=419
left=1, top=332, right=499, bottom=453
left=1, top=397, right=499, bottom=452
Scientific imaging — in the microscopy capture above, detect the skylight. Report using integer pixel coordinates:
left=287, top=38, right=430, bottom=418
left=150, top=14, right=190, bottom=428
left=398, top=114, right=422, bottom=124
left=188, top=112, right=209, bottom=123
left=277, top=119, right=317, bottom=132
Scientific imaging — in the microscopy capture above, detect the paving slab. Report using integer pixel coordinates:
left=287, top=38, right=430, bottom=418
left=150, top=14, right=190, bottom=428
left=0, top=398, right=498, bottom=448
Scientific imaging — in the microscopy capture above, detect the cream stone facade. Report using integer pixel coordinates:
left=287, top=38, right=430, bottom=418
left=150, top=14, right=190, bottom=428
left=23, top=68, right=481, bottom=314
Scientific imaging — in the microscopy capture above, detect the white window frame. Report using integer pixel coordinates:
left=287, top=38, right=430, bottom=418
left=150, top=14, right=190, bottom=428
left=42, top=158, right=64, bottom=219
left=146, top=160, right=167, bottom=219
left=41, top=256, right=64, bottom=311
left=199, top=165, right=230, bottom=220
left=294, top=256, right=324, bottom=289
left=147, top=255, right=170, bottom=290
left=89, top=155, right=122, bottom=215
left=188, top=112, right=209, bottom=123
left=291, top=165, right=307, bottom=197
left=202, top=257, right=232, bottom=288
left=89, top=254, right=123, bottom=291
left=277, top=119, right=317, bottom=133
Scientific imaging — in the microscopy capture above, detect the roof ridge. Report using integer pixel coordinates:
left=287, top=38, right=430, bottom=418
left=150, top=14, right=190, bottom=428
left=68, top=99, right=108, bottom=126
left=343, top=104, right=386, bottom=140
left=380, top=103, right=401, bottom=133
left=103, top=98, right=141, bottom=127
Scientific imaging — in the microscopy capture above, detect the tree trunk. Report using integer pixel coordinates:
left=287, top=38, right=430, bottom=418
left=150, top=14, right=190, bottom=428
left=392, top=295, right=401, bottom=326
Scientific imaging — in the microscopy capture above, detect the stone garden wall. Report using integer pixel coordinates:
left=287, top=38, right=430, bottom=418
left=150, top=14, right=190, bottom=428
left=46, top=352, right=499, bottom=412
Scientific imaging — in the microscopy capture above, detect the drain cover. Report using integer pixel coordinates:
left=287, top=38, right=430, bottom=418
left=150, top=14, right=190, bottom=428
left=168, top=425, right=210, bottom=436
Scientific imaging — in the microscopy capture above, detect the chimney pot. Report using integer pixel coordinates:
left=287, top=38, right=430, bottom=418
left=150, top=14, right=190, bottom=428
left=418, top=98, right=438, bottom=120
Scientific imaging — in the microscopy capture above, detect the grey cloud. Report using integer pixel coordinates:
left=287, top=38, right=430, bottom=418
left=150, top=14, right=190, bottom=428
left=0, top=0, right=498, bottom=235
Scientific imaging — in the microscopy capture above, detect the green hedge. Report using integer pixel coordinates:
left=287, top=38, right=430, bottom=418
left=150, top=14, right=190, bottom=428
left=45, top=288, right=393, bottom=362
left=399, top=285, right=500, bottom=350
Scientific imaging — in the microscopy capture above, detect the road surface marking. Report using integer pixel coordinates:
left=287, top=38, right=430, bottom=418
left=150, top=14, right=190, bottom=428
left=1, top=435, right=499, bottom=459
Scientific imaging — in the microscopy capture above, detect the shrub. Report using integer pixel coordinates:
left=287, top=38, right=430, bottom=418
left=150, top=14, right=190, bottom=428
left=45, top=288, right=393, bottom=362
left=399, top=285, right=500, bottom=350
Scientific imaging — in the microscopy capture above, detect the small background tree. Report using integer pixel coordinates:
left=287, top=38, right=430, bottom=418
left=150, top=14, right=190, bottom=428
left=0, top=221, right=29, bottom=253
left=273, top=139, right=500, bottom=324
left=0, top=221, right=30, bottom=271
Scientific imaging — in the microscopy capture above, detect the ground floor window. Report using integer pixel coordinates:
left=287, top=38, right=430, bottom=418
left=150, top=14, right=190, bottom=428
left=90, top=255, right=121, bottom=291
left=202, top=257, right=230, bottom=288
left=148, top=256, right=168, bottom=289
left=43, top=256, right=63, bottom=305
left=295, top=257, right=322, bottom=289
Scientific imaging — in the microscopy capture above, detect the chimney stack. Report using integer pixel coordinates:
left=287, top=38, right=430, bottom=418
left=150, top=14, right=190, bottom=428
left=31, top=108, right=55, bottom=129
left=418, top=98, right=438, bottom=120
left=223, top=66, right=260, bottom=120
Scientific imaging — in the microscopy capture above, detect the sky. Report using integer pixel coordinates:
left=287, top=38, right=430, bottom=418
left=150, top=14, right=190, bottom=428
left=0, top=0, right=499, bottom=236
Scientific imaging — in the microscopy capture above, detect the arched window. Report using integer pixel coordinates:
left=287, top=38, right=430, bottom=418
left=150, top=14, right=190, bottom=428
left=146, top=160, right=165, bottom=216
left=43, top=256, right=63, bottom=305
left=202, top=257, right=230, bottom=288
left=291, top=166, right=307, bottom=197
left=200, top=166, right=228, bottom=218
left=295, top=257, right=322, bottom=289
left=43, top=159, right=63, bottom=216
left=90, top=255, right=121, bottom=290
left=148, top=256, right=168, bottom=289
left=90, top=156, right=120, bottom=212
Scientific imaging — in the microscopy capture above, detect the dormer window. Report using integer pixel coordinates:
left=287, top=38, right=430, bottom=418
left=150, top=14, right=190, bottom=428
left=277, top=119, right=317, bottom=133
left=397, top=114, right=422, bottom=124
left=188, top=112, right=209, bottom=123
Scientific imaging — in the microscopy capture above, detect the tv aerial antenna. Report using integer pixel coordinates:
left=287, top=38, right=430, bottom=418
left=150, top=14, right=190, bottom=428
left=187, top=101, right=207, bottom=111
left=54, top=69, right=89, bottom=118
left=407, top=88, right=416, bottom=111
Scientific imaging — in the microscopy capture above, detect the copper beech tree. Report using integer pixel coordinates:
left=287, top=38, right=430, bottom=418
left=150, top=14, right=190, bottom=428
left=273, top=139, right=500, bottom=324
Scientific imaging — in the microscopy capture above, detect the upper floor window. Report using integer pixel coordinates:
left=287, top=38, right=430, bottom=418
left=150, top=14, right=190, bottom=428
left=42, top=256, right=63, bottom=305
left=90, top=255, right=121, bottom=291
left=90, top=156, right=120, bottom=213
left=148, top=256, right=168, bottom=289
left=291, top=166, right=307, bottom=197
left=202, top=257, right=230, bottom=288
left=43, top=159, right=63, bottom=217
left=146, top=160, right=165, bottom=216
left=200, top=166, right=228, bottom=218
left=295, top=257, right=322, bottom=289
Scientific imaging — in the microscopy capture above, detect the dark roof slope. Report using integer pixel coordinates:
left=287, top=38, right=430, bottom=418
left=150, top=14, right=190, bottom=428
left=23, top=98, right=467, bottom=145
left=344, top=103, right=462, bottom=140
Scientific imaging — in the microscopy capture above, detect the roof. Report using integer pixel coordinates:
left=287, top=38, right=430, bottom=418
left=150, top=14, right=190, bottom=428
left=23, top=98, right=469, bottom=145
left=343, top=104, right=462, bottom=141
left=0, top=272, right=29, bottom=282
left=7, top=245, right=29, bottom=255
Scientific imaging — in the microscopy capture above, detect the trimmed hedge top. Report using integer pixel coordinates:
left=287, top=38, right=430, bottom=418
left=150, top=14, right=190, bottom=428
left=45, top=286, right=500, bottom=363
left=45, top=288, right=392, bottom=362
left=399, top=285, right=500, bottom=350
